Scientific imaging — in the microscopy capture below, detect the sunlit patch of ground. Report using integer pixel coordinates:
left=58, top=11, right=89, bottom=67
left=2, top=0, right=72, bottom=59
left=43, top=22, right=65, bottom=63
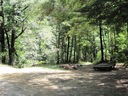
left=0, top=64, right=127, bottom=96
left=0, top=64, right=70, bottom=74
left=0, top=64, right=18, bottom=74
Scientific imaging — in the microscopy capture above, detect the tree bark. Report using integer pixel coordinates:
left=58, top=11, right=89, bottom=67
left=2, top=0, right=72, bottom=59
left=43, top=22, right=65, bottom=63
left=56, top=25, right=60, bottom=64
left=103, top=31, right=107, bottom=60
left=5, top=30, right=11, bottom=65
left=9, top=29, right=16, bottom=65
left=76, top=36, right=81, bottom=63
left=60, top=36, right=64, bottom=63
left=73, top=35, right=77, bottom=63
left=99, top=21, right=104, bottom=62
left=126, top=23, right=128, bottom=48
left=69, top=37, right=73, bottom=63
left=92, top=35, right=96, bottom=61
left=66, top=36, right=70, bottom=63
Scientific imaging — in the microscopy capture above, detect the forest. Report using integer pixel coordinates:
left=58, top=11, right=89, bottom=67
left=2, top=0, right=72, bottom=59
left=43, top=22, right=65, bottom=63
left=0, top=0, right=128, bottom=96
left=0, top=0, right=128, bottom=68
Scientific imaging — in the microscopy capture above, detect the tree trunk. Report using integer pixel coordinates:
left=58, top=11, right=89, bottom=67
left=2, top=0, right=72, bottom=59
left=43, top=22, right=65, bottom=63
left=99, top=21, right=104, bottom=62
left=76, top=36, right=81, bottom=63
left=0, top=0, right=5, bottom=63
left=92, top=32, right=96, bottom=61
left=56, top=27, right=60, bottom=64
left=69, top=37, right=73, bottom=63
left=66, top=36, right=70, bottom=63
left=103, top=31, right=107, bottom=60
left=60, top=36, right=64, bottom=63
left=64, top=44, right=67, bottom=63
left=0, top=24, right=5, bottom=63
left=9, top=29, right=16, bottom=65
left=73, top=35, right=77, bottom=63
left=126, top=23, right=128, bottom=48
left=83, top=46, right=87, bottom=61
left=5, top=30, right=11, bottom=65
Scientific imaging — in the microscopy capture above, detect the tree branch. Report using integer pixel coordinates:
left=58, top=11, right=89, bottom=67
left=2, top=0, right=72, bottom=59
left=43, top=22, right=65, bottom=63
left=21, top=6, right=29, bottom=12
left=15, top=27, right=27, bottom=40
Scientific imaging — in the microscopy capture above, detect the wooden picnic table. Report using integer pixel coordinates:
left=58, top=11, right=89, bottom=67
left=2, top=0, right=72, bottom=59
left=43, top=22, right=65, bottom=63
left=93, top=63, right=115, bottom=71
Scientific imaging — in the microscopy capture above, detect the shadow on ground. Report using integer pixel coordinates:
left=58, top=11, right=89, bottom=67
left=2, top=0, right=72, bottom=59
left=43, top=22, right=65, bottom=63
left=0, top=64, right=127, bottom=96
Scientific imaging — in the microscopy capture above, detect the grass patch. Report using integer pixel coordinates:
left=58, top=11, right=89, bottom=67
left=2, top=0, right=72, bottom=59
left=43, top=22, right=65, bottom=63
left=33, top=64, right=63, bottom=70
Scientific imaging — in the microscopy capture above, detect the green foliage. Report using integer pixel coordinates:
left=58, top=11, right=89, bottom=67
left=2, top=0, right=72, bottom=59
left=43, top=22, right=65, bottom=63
left=1, top=0, right=128, bottom=67
left=0, top=52, right=7, bottom=59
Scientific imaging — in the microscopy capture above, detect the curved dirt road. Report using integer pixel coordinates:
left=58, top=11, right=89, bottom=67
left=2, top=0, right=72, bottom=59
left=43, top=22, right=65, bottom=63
left=0, top=64, right=128, bottom=96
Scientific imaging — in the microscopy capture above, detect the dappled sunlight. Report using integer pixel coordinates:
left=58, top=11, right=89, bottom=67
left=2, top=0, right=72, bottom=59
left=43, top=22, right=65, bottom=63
left=0, top=0, right=128, bottom=95
left=18, top=67, right=71, bottom=73
left=116, top=79, right=128, bottom=89
left=98, top=83, right=105, bottom=86
left=0, top=65, right=127, bottom=96
left=44, top=85, right=60, bottom=90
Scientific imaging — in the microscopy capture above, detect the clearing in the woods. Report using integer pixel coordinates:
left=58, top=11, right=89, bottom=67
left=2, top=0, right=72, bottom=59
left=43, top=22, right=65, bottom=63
left=0, top=64, right=127, bottom=96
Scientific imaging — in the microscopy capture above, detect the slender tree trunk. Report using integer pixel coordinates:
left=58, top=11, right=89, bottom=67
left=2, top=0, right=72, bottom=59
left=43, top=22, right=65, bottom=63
left=107, top=29, right=110, bottom=60
left=56, top=26, right=60, bottom=64
left=60, top=36, right=64, bottom=63
left=64, top=44, right=67, bottom=63
left=76, top=36, right=81, bottom=63
left=63, top=36, right=67, bottom=63
left=113, top=30, right=116, bottom=50
left=126, top=23, right=128, bottom=48
left=108, top=30, right=111, bottom=56
left=99, top=21, right=104, bottom=62
left=73, top=35, right=77, bottom=63
left=69, top=37, right=73, bottom=63
left=92, top=32, right=96, bottom=61
left=84, top=47, right=87, bottom=61
left=66, top=36, right=70, bottom=63
left=103, top=31, right=107, bottom=60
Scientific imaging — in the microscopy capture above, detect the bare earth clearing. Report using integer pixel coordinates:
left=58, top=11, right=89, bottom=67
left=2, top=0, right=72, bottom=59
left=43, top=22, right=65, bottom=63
left=0, top=64, right=128, bottom=96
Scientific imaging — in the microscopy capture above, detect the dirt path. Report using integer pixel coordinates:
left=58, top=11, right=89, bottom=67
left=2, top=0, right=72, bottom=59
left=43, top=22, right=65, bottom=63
left=0, top=64, right=128, bottom=96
